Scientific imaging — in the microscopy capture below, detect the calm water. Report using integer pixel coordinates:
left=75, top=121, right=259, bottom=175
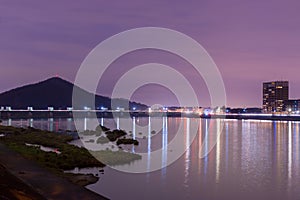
left=3, top=117, right=300, bottom=200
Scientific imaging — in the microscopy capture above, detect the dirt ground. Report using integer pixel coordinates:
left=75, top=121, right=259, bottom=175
left=0, top=164, right=46, bottom=200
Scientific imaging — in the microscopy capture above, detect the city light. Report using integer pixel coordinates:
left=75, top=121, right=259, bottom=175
left=83, top=106, right=91, bottom=111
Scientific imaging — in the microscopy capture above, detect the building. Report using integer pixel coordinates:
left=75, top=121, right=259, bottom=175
left=284, top=99, right=300, bottom=113
left=263, top=81, right=289, bottom=112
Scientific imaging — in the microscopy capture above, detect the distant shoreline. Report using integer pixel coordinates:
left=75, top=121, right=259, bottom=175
left=1, top=110, right=300, bottom=121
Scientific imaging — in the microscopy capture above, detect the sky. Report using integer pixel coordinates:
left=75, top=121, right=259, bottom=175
left=1, top=0, right=300, bottom=107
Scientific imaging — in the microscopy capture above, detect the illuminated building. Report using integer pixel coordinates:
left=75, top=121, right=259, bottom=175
left=263, top=81, right=289, bottom=112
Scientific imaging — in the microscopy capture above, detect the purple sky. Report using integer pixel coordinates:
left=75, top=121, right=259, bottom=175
left=1, top=0, right=300, bottom=107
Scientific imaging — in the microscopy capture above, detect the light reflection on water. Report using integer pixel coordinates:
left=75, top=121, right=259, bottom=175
left=161, top=116, right=168, bottom=179
left=2, top=117, right=300, bottom=200
left=184, top=118, right=190, bottom=188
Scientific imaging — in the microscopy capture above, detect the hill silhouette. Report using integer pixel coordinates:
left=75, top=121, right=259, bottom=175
left=0, top=77, right=147, bottom=110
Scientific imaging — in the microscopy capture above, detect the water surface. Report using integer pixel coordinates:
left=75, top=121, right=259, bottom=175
left=2, top=117, right=300, bottom=200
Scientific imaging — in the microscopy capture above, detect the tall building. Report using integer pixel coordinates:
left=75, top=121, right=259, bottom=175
left=263, top=81, right=289, bottom=112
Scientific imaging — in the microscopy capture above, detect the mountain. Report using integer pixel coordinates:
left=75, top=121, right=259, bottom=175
left=0, top=77, right=147, bottom=110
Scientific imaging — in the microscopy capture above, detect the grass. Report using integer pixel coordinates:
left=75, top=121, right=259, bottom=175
left=0, top=125, right=104, bottom=186
left=0, top=124, right=142, bottom=184
left=96, top=136, right=110, bottom=144
left=90, top=150, right=142, bottom=166
left=105, top=129, right=127, bottom=141
left=81, top=130, right=102, bottom=137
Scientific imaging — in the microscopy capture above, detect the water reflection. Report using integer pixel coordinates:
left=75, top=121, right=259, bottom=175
left=203, top=119, right=208, bottom=175
left=147, top=116, right=151, bottom=173
left=3, top=118, right=300, bottom=200
left=215, top=119, right=221, bottom=183
left=184, top=118, right=190, bottom=188
left=116, top=117, right=120, bottom=130
left=28, top=118, right=33, bottom=127
left=84, top=117, right=87, bottom=131
left=288, top=121, right=292, bottom=194
left=225, top=122, right=229, bottom=173
left=197, top=119, right=202, bottom=175
left=295, top=123, right=300, bottom=180
left=276, top=122, right=284, bottom=188
left=132, top=117, right=136, bottom=153
left=67, top=118, right=72, bottom=131
left=161, top=116, right=168, bottom=178
left=101, top=117, right=104, bottom=126
left=48, top=118, right=53, bottom=132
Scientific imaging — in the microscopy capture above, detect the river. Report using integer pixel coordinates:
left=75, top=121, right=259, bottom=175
left=2, top=117, right=300, bottom=200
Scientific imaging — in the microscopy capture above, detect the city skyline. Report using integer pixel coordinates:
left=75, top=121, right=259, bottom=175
left=1, top=1, right=300, bottom=107
left=2, top=75, right=300, bottom=110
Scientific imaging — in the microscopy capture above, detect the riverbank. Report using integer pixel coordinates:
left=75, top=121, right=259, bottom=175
left=0, top=125, right=109, bottom=199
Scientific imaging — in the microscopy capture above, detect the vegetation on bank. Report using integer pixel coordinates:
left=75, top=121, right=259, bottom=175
left=79, top=125, right=141, bottom=165
left=0, top=124, right=142, bottom=185
left=90, top=150, right=141, bottom=166
left=81, top=125, right=110, bottom=137
left=0, top=125, right=104, bottom=186
left=81, top=125, right=139, bottom=146
left=105, top=129, right=127, bottom=141
left=97, top=136, right=110, bottom=144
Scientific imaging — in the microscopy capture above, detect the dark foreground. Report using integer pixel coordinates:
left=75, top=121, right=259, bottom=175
left=0, top=163, right=46, bottom=200
left=0, top=125, right=109, bottom=200
left=0, top=142, right=108, bottom=200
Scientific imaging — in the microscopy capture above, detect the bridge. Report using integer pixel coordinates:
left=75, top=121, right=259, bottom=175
left=1, top=108, right=300, bottom=121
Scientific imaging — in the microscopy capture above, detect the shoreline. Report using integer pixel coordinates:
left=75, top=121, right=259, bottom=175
left=0, top=124, right=142, bottom=200
left=0, top=141, right=109, bottom=200
left=2, top=110, right=300, bottom=121
left=0, top=125, right=109, bottom=200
